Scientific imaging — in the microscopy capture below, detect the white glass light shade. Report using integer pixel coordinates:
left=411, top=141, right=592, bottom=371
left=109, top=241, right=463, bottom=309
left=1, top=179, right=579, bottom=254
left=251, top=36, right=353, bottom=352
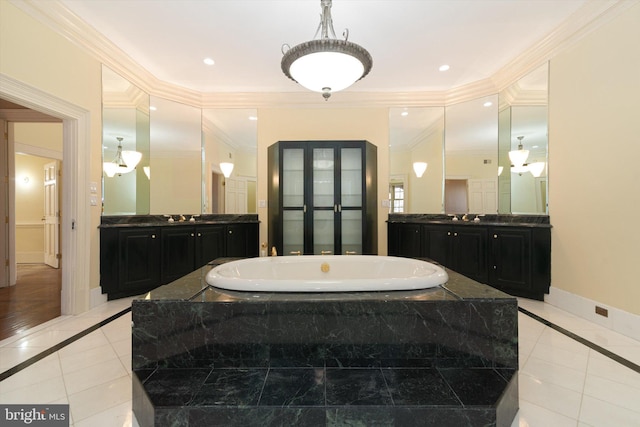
left=498, top=166, right=504, bottom=176
left=511, top=164, right=529, bottom=174
left=289, top=51, right=365, bottom=93
left=121, top=150, right=142, bottom=171
left=103, top=162, right=118, bottom=178
left=508, top=148, right=529, bottom=168
left=413, top=162, right=428, bottom=178
left=220, top=162, right=234, bottom=178
left=143, top=166, right=151, bottom=180
left=529, top=162, right=546, bottom=177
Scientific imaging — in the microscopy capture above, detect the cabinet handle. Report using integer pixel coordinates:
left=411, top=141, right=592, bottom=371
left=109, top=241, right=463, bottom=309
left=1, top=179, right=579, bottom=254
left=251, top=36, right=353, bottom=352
left=151, top=234, right=156, bottom=239
left=303, top=204, right=307, bottom=213
left=447, top=231, right=451, bottom=236
left=338, top=204, right=342, bottom=212
left=228, top=230, right=233, bottom=234
left=493, top=234, right=498, bottom=239
left=454, top=232, right=458, bottom=237
left=197, top=233, right=202, bottom=237
left=321, top=250, right=332, bottom=255
left=345, top=251, right=357, bottom=255
left=334, top=205, right=337, bottom=212
left=290, top=250, right=301, bottom=255
left=493, top=265, right=497, bottom=269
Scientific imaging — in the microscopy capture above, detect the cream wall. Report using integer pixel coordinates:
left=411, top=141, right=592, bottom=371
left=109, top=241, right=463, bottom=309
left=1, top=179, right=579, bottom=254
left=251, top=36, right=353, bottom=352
left=549, top=2, right=640, bottom=315
left=257, top=108, right=389, bottom=254
left=15, top=154, right=50, bottom=263
left=1, top=1, right=104, bottom=309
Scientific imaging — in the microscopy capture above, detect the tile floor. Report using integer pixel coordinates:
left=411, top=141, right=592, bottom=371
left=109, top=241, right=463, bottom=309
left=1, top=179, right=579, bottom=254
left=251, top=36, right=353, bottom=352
left=0, top=296, right=639, bottom=426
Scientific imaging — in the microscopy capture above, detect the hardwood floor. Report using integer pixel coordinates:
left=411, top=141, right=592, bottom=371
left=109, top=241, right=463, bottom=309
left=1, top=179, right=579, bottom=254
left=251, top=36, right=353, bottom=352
left=0, top=264, right=61, bottom=341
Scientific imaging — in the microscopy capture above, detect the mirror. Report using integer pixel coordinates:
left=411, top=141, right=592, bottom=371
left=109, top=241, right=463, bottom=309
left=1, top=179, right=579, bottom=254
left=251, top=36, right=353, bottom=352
left=498, top=63, right=549, bottom=214
left=102, top=66, right=150, bottom=215
left=389, top=107, right=445, bottom=213
left=445, top=95, right=499, bottom=214
left=149, top=96, right=202, bottom=214
left=101, top=66, right=259, bottom=216
left=202, top=109, right=258, bottom=214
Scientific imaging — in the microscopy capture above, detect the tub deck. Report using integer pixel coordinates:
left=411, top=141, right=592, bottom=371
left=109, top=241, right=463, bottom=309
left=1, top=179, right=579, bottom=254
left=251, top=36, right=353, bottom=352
left=132, top=259, right=518, bottom=426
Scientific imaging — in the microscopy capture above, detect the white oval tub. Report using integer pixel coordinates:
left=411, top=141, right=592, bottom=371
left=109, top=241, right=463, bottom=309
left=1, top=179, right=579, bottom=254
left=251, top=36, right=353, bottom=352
left=205, top=255, right=448, bottom=292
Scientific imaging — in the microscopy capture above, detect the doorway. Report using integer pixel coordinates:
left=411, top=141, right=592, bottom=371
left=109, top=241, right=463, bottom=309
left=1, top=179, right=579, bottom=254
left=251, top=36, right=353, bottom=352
left=1, top=75, right=95, bottom=341
left=1, top=105, right=64, bottom=338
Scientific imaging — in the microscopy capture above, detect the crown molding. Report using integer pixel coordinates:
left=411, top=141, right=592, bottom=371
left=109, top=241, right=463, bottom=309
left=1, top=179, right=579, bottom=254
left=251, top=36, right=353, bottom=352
left=12, top=0, right=636, bottom=109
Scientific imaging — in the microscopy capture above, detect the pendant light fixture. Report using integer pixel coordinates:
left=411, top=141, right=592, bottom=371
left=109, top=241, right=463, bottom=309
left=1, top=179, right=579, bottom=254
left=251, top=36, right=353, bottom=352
left=281, top=0, right=372, bottom=100
left=103, top=137, right=142, bottom=177
left=508, top=136, right=529, bottom=169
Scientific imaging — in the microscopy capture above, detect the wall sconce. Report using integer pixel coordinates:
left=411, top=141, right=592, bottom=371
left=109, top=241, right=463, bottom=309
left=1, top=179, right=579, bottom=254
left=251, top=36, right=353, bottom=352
left=413, top=162, right=427, bottom=178
left=498, top=166, right=504, bottom=176
left=528, top=162, right=546, bottom=177
left=143, top=166, right=151, bottom=180
left=220, top=162, right=234, bottom=178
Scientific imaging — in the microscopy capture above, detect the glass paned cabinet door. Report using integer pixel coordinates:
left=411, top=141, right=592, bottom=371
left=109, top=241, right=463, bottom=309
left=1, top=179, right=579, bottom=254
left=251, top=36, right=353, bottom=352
left=282, top=148, right=305, bottom=255
left=341, top=210, right=362, bottom=254
left=340, top=148, right=362, bottom=207
left=313, top=148, right=335, bottom=254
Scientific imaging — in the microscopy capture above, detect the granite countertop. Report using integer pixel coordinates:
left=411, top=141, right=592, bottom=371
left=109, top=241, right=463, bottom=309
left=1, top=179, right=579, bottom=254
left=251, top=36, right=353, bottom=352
left=387, top=213, right=551, bottom=228
left=135, top=259, right=516, bottom=304
left=99, top=214, right=259, bottom=228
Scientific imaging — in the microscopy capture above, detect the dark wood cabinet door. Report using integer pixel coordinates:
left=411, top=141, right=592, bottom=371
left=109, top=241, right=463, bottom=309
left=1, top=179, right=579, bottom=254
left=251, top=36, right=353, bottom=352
left=389, top=223, right=422, bottom=257
left=451, top=226, right=488, bottom=283
left=489, top=228, right=531, bottom=294
left=423, top=225, right=450, bottom=266
left=226, top=223, right=259, bottom=257
left=161, top=227, right=196, bottom=284
left=195, top=225, right=225, bottom=267
left=119, top=228, right=160, bottom=293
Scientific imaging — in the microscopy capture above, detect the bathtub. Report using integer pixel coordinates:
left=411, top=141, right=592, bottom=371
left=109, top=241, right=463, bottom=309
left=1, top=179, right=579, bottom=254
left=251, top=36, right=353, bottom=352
left=205, top=255, right=448, bottom=292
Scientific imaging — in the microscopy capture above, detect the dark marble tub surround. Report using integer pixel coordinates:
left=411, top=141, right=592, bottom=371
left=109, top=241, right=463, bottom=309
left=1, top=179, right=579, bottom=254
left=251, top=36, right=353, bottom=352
left=132, top=264, right=519, bottom=426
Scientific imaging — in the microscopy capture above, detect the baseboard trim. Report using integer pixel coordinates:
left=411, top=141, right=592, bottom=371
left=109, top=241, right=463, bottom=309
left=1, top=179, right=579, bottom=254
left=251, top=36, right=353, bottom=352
left=90, top=286, right=108, bottom=309
left=545, top=287, right=640, bottom=342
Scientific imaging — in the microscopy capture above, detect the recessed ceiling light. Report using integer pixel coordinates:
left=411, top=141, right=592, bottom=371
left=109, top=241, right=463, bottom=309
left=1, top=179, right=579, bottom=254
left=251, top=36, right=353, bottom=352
left=150, top=106, right=157, bottom=111
left=439, top=64, right=450, bottom=72
left=483, top=101, right=493, bottom=107
left=249, top=116, right=258, bottom=121
left=203, top=58, right=215, bottom=66
left=401, top=111, right=409, bottom=117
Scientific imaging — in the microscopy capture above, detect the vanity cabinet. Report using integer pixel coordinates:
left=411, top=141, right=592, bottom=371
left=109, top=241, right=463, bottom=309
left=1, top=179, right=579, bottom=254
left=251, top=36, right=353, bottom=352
left=100, top=226, right=161, bottom=300
left=100, top=221, right=258, bottom=299
left=388, top=220, right=550, bottom=299
left=268, top=140, right=377, bottom=256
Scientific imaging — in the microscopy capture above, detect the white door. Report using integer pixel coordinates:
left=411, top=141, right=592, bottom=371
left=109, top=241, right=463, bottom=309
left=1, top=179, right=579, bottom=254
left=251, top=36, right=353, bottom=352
left=44, top=161, right=60, bottom=268
left=468, top=179, right=498, bottom=214
left=0, top=119, right=8, bottom=287
left=224, top=177, right=247, bottom=214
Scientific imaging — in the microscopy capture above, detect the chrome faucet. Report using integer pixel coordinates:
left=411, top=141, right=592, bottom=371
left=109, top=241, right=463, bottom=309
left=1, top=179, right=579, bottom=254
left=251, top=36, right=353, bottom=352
left=462, top=214, right=469, bottom=222
left=448, top=214, right=459, bottom=221
left=178, top=214, right=186, bottom=222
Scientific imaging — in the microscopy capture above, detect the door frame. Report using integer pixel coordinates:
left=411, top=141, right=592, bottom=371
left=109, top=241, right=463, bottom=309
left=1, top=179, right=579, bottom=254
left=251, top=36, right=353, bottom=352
left=1, top=73, right=91, bottom=315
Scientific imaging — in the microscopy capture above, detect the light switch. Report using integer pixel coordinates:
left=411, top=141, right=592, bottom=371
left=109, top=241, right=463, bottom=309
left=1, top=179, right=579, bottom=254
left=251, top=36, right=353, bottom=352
left=258, top=199, right=267, bottom=208
left=90, top=182, right=98, bottom=194
left=381, top=200, right=390, bottom=208
left=90, top=195, right=98, bottom=206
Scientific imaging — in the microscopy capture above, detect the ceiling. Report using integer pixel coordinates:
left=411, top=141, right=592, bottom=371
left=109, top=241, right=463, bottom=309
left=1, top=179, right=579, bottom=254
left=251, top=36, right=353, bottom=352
left=59, top=0, right=588, bottom=96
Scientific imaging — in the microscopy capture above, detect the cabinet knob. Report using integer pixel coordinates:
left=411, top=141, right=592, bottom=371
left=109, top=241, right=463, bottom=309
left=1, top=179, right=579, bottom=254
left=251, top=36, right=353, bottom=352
left=151, top=234, right=156, bottom=239
left=493, top=265, right=497, bottom=269
left=228, top=230, right=233, bottom=234
left=447, top=231, right=451, bottom=236
left=454, top=232, right=458, bottom=237
left=197, top=233, right=202, bottom=237
left=493, top=234, right=498, bottom=239
left=190, top=233, right=195, bottom=237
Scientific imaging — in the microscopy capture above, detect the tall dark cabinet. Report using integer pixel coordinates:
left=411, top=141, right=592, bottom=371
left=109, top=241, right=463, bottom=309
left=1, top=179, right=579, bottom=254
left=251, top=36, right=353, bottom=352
left=268, top=140, right=377, bottom=255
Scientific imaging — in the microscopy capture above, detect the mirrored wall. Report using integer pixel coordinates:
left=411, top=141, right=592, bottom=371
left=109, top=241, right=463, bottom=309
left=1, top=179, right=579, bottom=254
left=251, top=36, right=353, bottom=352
left=389, top=107, right=445, bottom=213
left=101, top=65, right=258, bottom=216
left=498, top=63, right=549, bottom=214
left=388, top=63, right=548, bottom=215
